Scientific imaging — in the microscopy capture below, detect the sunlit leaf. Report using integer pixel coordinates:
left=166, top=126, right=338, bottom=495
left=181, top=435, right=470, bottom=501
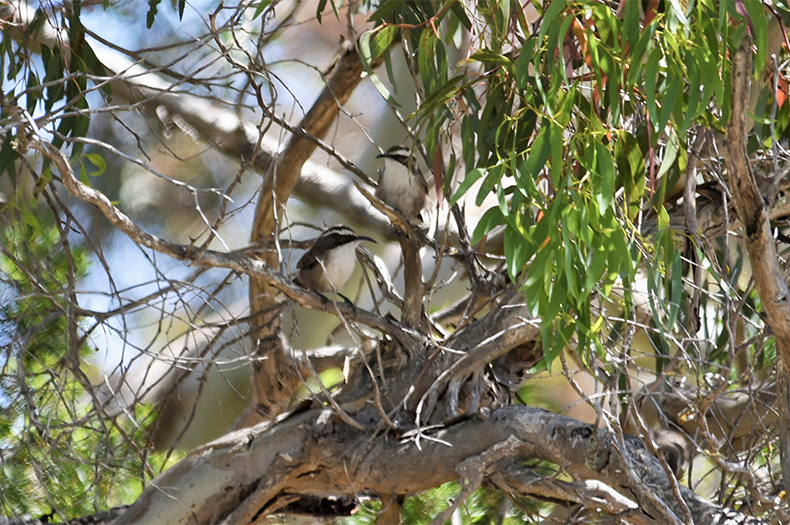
left=450, top=167, right=486, bottom=206
left=359, top=31, right=400, bottom=108
left=84, top=154, right=106, bottom=177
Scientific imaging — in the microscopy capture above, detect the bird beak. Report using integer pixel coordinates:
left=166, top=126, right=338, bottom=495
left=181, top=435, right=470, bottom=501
left=375, top=152, right=389, bottom=159
left=357, top=236, right=376, bottom=244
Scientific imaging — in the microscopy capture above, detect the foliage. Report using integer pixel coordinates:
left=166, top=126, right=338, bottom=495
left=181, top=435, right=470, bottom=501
left=359, top=0, right=787, bottom=517
left=0, top=221, right=173, bottom=519
left=0, top=0, right=788, bottom=522
left=364, top=0, right=775, bottom=371
left=340, top=482, right=538, bottom=524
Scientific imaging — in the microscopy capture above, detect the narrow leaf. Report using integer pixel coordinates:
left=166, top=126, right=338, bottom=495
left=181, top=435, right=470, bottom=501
left=252, top=0, right=272, bottom=20
left=450, top=167, right=486, bottom=206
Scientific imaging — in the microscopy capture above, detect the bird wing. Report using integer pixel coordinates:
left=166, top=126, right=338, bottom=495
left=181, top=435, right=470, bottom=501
left=416, top=172, right=429, bottom=194
left=296, top=246, right=320, bottom=270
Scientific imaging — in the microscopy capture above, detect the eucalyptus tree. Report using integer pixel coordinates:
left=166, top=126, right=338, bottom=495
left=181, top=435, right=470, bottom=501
left=1, top=1, right=788, bottom=524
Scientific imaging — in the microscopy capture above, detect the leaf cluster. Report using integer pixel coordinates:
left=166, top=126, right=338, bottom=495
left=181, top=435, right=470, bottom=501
left=0, top=222, right=169, bottom=519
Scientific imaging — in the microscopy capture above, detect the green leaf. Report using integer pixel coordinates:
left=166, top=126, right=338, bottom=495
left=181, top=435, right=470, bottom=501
left=370, top=26, right=397, bottom=59
left=667, top=249, right=683, bottom=330
left=614, top=131, right=644, bottom=198
left=450, top=1, right=472, bottom=31
left=543, top=289, right=571, bottom=370
left=368, top=0, right=402, bottom=22
left=741, top=0, right=768, bottom=75
left=627, top=22, right=656, bottom=90
left=693, top=43, right=716, bottom=110
left=461, top=113, right=477, bottom=171
left=645, top=47, right=662, bottom=126
left=656, top=129, right=679, bottom=181
left=314, top=0, right=339, bottom=23
left=658, top=74, right=681, bottom=134
left=525, top=240, right=552, bottom=291
left=504, top=224, right=530, bottom=282
left=556, top=14, right=576, bottom=81
left=25, top=73, right=40, bottom=114
left=470, top=50, right=512, bottom=69
left=146, top=0, right=161, bottom=29
left=359, top=31, right=400, bottom=108
left=252, top=0, right=272, bottom=20
left=538, top=0, right=567, bottom=43
left=0, top=132, right=20, bottom=184
left=22, top=207, right=42, bottom=242
left=84, top=154, right=106, bottom=177
left=472, top=207, right=505, bottom=245
left=657, top=205, right=671, bottom=230
left=416, top=75, right=466, bottom=122
left=79, top=162, right=89, bottom=185
left=561, top=218, right=577, bottom=300
left=549, top=123, right=564, bottom=189
left=622, top=0, right=641, bottom=49
left=681, top=53, right=701, bottom=134
left=418, top=28, right=436, bottom=93
left=41, top=46, right=65, bottom=112
left=522, top=125, right=550, bottom=181
left=667, top=0, right=689, bottom=26
left=450, top=167, right=486, bottom=206
left=594, top=141, right=614, bottom=214
left=515, top=38, right=536, bottom=90
left=585, top=248, right=607, bottom=297
left=475, top=163, right=504, bottom=206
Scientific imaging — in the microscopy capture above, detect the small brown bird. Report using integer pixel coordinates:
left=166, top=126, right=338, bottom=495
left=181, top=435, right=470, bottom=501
left=294, top=226, right=375, bottom=294
left=376, top=145, right=430, bottom=223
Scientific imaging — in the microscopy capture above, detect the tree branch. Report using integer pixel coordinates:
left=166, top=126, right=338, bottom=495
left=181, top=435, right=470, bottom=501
left=726, top=34, right=790, bottom=492
left=243, top=41, right=388, bottom=426
left=355, top=182, right=424, bottom=328
left=24, top=136, right=415, bottom=345
left=112, top=405, right=765, bottom=525
left=2, top=1, right=390, bottom=231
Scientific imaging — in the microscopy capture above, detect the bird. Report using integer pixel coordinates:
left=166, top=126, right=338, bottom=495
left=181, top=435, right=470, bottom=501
left=294, top=226, right=375, bottom=294
left=375, top=145, right=430, bottom=223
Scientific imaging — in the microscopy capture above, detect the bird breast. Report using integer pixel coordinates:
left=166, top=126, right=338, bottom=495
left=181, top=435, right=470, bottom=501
left=318, top=241, right=360, bottom=292
left=376, top=159, right=429, bottom=219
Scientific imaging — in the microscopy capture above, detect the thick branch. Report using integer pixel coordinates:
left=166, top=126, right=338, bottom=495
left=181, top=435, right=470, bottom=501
left=250, top=43, right=386, bottom=244
left=726, top=36, right=790, bottom=351
left=726, top=35, right=790, bottom=491
left=243, top=41, right=387, bottom=425
left=113, top=405, right=764, bottom=525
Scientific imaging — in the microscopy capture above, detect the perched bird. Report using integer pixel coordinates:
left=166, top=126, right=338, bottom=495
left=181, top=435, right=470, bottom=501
left=294, top=226, right=375, bottom=294
left=375, top=145, right=430, bottom=223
